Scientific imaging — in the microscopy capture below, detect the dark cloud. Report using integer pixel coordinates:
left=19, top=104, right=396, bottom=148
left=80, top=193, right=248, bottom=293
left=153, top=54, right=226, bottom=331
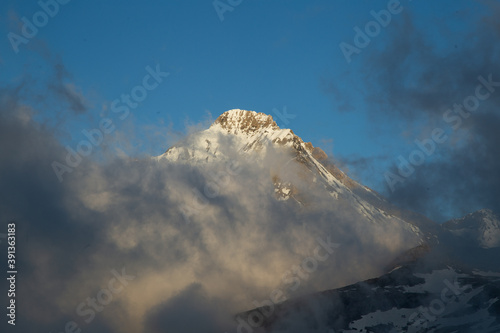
left=48, top=58, right=89, bottom=114
left=144, top=283, right=233, bottom=333
left=334, top=154, right=391, bottom=185
left=385, top=112, right=500, bottom=222
left=0, top=85, right=100, bottom=333
left=25, top=47, right=89, bottom=116
left=326, top=3, right=500, bottom=222
left=320, top=76, right=354, bottom=112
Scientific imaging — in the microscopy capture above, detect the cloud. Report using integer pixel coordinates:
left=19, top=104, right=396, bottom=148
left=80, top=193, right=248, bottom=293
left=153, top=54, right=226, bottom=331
left=385, top=112, right=500, bottom=222
left=324, top=4, right=500, bottom=222
left=48, top=59, right=89, bottom=114
left=144, top=283, right=234, bottom=333
left=0, top=77, right=428, bottom=333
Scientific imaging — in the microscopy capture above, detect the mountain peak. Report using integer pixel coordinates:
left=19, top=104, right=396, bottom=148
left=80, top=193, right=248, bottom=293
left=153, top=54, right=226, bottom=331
left=211, top=109, right=280, bottom=134
left=476, top=208, right=495, bottom=217
left=447, top=209, right=497, bottom=227
left=443, top=208, right=500, bottom=248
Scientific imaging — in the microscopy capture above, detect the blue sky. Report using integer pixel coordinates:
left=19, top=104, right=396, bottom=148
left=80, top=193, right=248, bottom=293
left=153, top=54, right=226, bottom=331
left=1, top=0, right=498, bottom=222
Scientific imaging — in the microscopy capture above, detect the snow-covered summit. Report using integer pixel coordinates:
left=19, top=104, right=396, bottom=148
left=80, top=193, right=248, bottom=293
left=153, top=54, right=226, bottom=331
left=157, top=109, right=308, bottom=163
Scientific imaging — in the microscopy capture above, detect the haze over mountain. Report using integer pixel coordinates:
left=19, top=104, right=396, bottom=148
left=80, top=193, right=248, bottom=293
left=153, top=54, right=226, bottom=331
left=1, top=106, right=499, bottom=333
left=154, top=109, right=500, bottom=333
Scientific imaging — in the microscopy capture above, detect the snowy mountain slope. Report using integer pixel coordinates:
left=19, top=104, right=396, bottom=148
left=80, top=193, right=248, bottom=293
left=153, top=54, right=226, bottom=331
left=240, top=262, right=500, bottom=333
left=443, top=209, right=500, bottom=249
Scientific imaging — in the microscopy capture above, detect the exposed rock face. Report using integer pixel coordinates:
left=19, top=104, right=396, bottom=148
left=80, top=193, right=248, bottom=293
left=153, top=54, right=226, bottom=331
left=212, top=109, right=279, bottom=134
